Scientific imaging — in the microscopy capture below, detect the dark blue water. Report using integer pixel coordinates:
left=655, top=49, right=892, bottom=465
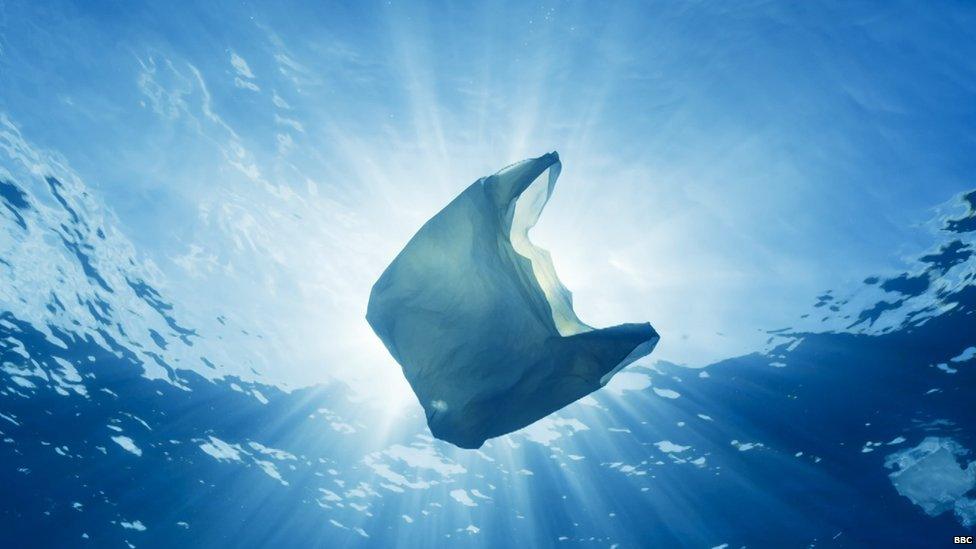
left=1, top=163, right=974, bottom=546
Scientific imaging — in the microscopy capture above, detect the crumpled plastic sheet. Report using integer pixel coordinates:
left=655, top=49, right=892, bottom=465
left=368, top=152, right=658, bottom=448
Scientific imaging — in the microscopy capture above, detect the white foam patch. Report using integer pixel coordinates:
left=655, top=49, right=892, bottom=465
left=951, top=347, right=976, bottom=363
left=247, top=441, right=295, bottom=460
left=516, top=416, right=589, bottom=445
left=731, top=440, right=763, bottom=452
left=449, top=489, right=477, bottom=507
left=120, top=520, right=146, bottom=531
left=386, top=443, right=465, bottom=475
left=255, top=460, right=288, bottom=485
left=655, top=440, right=690, bottom=453
left=229, top=51, right=255, bottom=79
left=885, top=437, right=976, bottom=528
left=199, top=436, right=242, bottom=461
left=653, top=387, right=681, bottom=399
left=111, top=435, right=142, bottom=457
left=363, top=438, right=466, bottom=493
left=318, top=489, right=342, bottom=503
left=604, top=371, right=652, bottom=395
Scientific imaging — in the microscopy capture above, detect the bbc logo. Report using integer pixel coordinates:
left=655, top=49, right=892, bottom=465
left=956, top=536, right=975, bottom=544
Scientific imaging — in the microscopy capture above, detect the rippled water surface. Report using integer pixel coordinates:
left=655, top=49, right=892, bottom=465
left=1, top=1, right=975, bottom=547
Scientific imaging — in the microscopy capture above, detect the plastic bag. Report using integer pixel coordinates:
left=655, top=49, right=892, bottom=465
left=367, top=152, right=658, bottom=448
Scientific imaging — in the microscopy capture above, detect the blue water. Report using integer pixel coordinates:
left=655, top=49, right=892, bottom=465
left=2, top=1, right=976, bottom=547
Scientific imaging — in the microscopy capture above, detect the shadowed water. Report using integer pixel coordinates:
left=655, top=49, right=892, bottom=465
left=1, top=159, right=973, bottom=545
